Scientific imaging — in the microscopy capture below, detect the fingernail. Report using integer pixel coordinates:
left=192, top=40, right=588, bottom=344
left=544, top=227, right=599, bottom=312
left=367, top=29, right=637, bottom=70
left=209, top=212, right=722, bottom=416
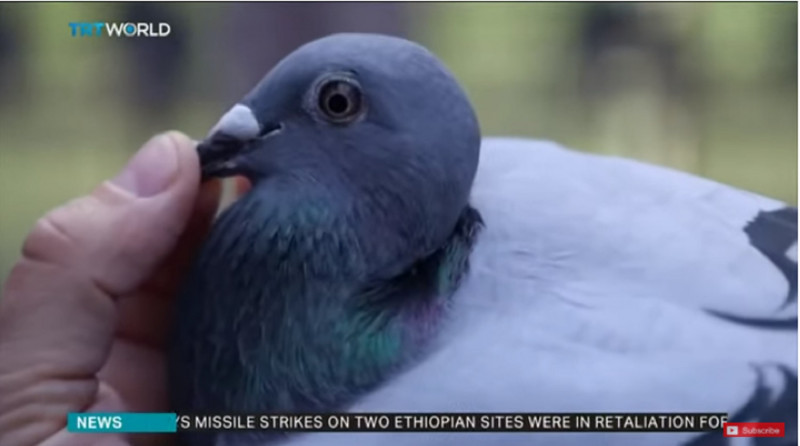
left=112, top=133, right=179, bottom=197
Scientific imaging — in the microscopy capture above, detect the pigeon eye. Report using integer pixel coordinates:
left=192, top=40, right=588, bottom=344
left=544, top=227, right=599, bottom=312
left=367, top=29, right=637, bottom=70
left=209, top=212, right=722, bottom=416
left=317, top=79, right=363, bottom=124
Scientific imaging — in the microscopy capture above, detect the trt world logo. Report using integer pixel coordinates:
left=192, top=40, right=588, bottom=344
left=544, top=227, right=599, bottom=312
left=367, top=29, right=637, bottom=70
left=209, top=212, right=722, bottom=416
left=68, top=22, right=171, bottom=38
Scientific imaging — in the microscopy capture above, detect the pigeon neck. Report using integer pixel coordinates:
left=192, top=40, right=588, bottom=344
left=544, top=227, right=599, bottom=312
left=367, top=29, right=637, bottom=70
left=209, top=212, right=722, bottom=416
left=175, top=188, right=482, bottom=417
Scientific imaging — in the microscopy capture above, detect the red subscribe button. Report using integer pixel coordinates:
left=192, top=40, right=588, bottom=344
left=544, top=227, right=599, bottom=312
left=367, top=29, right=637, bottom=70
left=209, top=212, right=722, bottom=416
left=724, top=423, right=785, bottom=437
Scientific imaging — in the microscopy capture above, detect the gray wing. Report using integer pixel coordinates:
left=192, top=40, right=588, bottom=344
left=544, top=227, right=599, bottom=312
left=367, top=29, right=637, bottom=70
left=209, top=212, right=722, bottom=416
left=279, top=138, right=798, bottom=446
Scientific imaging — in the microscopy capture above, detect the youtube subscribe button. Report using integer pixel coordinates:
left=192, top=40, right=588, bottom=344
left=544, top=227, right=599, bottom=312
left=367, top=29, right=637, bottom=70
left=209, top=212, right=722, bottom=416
left=724, top=423, right=785, bottom=438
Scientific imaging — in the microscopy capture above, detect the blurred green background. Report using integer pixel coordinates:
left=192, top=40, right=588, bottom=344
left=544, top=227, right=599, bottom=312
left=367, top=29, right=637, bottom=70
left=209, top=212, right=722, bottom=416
left=0, top=2, right=797, bottom=283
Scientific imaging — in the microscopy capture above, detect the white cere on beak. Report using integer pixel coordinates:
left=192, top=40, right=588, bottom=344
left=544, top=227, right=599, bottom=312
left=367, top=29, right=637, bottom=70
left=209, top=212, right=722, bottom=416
left=208, top=104, right=261, bottom=140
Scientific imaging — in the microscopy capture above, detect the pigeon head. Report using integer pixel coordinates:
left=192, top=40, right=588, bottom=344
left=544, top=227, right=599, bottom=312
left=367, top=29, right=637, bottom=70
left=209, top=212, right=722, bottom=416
left=198, top=33, right=480, bottom=259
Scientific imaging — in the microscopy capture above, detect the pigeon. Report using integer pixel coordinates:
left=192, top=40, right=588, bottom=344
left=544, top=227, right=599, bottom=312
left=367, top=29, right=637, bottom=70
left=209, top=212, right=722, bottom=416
left=168, top=33, right=798, bottom=446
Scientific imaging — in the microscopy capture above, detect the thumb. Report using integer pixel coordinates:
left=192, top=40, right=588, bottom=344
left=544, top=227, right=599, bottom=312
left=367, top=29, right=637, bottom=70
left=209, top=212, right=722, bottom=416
left=0, top=132, right=202, bottom=443
left=19, top=131, right=201, bottom=297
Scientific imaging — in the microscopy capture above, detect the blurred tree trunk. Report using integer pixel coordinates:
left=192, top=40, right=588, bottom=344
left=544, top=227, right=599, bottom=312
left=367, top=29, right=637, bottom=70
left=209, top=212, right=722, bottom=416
left=122, top=3, right=189, bottom=115
left=576, top=4, right=701, bottom=170
left=216, top=3, right=411, bottom=99
left=0, top=5, right=25, bottom=103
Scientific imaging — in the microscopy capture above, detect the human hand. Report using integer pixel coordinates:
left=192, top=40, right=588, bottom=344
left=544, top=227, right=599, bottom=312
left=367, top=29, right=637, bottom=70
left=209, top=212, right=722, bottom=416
left=0, top=132, right=227, bottom=446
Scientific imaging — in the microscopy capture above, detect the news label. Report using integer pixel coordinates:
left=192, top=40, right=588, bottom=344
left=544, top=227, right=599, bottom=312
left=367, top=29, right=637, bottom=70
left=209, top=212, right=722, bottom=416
left=68, top=413, right=176, bottom=433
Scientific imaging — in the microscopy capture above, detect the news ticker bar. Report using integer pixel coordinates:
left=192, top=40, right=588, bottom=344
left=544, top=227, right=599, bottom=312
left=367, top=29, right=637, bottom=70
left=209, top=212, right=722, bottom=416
left=63, top=412, right=787, bottom=437
left=64, top=412, right=780, bottom=437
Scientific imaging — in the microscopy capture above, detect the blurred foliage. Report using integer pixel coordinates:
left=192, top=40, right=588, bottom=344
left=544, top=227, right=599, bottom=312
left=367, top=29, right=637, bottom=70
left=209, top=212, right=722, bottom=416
left=0, top=2, right=796, bottom=282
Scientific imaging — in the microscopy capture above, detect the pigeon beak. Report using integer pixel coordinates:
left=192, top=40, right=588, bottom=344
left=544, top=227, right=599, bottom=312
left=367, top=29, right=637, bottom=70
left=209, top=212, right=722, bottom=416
left=197, top=104, right=280, bottom=180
